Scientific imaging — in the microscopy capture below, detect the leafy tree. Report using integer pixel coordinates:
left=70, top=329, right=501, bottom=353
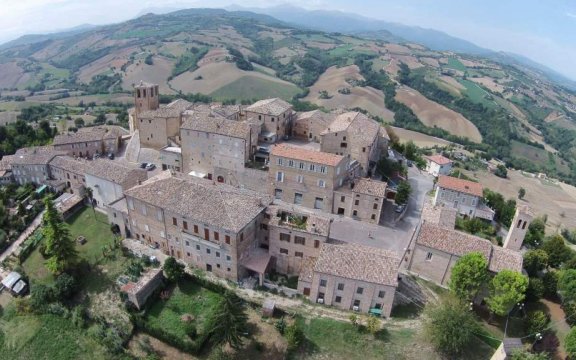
left=487, top=270, right=528, bottom=317
left=541, top=235, right=572, bottom=268
left=395, top=181, right=411, bottom=205
left=42, top=197, right=78, bottom=274
left=523, top=250, right=549, bottom=276
left=94, top=113, right=106, bottom=124
left=508, top=350, right=549, bottom=360
left=542, top=271, right=559, bottom=298
left=525, top=217, right=547, bottom=247
left=558, top=269, right=576, bottom=304
left=163, top=257, right=185, bottom=282
left=518, top=187, right=526, bottom=199
left=84, top=187, right=96, bottom=218
left=449, top=252, right=488, bottom=301
left=206, top=291, right=248, bottom=350
left=423, top=296, right=478, bottom=356
left=29, top=284, right=55, bottom=311
left=54, top=273, right=77, bottom=300
left=365, top=316, right=380, bottom=335
left=494, top=164, right=508, bottom=178
left=385, top=125, right=399, bottom=145
left=566, top=327, right=576, bottom=359
left=74, top=118, right=85, bottom=128
left=526, top=277, right=545, bottom=301
left=525, top=310, right=549, bottom=336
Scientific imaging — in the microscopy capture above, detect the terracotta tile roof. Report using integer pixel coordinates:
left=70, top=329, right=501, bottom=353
left=425, top=154, right=452, bottom=166
left=437, top=175, right=483, bottom=197
left=11, top=146, right=64, bottom=165
left=84, top=159, right=146, bottom=188
left=166, top=99, right=194, bottom=112
left=416, top=223, right=492, bottom=258
left=246, top=98, right=292, bottom=116
left=352, top=178, right=387, bottom=197
left=314, top=243, right=400, bottom=287
left=489, top=245, right=523, bottom=273
left=0, top=155, right=16, bottom=171
left=271, top=144, right=344, bottom=167
left=181, top=111, right=251, bottom=139
left=49, top=156, right=88, bottom=175
left=421, top=201, right=457, bottom=229
left=299, top=257, right=316, bottom=283
left=53, top=127, right=107, bottom=145
left=138, top=106, right=182, bottom=119
left=321, top=112, right=380, bottom=148
left=295, top=110, right=334, bottom=126
left=416, top=223, right=523, bottom=273
left=124, top=172, right=270, bottom=232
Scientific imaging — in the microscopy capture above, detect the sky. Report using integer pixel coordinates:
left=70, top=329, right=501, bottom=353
left=1, top=0, right=575, bottom=80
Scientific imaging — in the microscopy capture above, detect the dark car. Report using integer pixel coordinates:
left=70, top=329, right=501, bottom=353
left=140, top=162, right=148, bottom=169
left=107, top=153, right=115, bottom=160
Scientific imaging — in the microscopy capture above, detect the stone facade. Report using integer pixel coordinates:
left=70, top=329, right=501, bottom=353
left=424, top=154, right=453, bottom=177
left=333, top=178, right=387, bottom=224
left=159, top=146, right=182, bottom=172
left=503, top=206, right=533, bottom=251
left=293, top=110, right=333, bottom=142
left=52, top=126, right=123, bottom=158
left=245, top=98, right=293, bottom=140
left=121, top=267, right=164, bottom=310
left=48, top=156, right=88, bottom=195
left=432, top=175, right=494, bottom=220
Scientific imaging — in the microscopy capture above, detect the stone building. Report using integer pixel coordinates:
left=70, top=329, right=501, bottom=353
left=265, top=205, right=331, bottom=275
left=133, top=81, right=159, bottom=117
left=84, top=160, right=148, bottom=209
left=320, top=112, right=384, bottom=176
left=10, top=146, right=64, bottom=186
left=48, top=156, right=88, bottom=195
left=269, top=144, right=349, bottom=212
left=52, top=126, right=123, bottom=158
left=433, top=175, right=494, bottom=220
left=0, top=155, right=15, bottom=185
left=503, top=206, right=533, bottom=251
left=245, top=98, right=293, bottom=141
left=159, top=146, right=182, bottom=172
left=124, top=172, right=270, bottom=282
left=407, top=223, right=523, bottom=286
left=333, top=178, right=387, bottom=224
left=293, top=110, right=334, bottom=142
left=180, top=111, right=258, bottom=178
left=424, top=154, right=453, bottom=177
left=298, top=243, right=400, bottom=317
left=137, top=105, right=184, bottom=149
left=121, top=267, right=164, bottom=310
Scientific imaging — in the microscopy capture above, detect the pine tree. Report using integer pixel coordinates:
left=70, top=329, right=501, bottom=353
left=42, top=197, right=78, bottom=274
left=206, top=291, right=248, bottom=350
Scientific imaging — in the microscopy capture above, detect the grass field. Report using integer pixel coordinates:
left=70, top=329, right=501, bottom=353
left=211, top=76, right=301, bottom=101
left=0, top=314, right=109, bottom=359
left=458, top=79, right=499, bottom=109
left=446, top=58, right=467, bottom=72
left=510, top=140, right=570, bottom=174
left=145, top=280, right=222, bottom=344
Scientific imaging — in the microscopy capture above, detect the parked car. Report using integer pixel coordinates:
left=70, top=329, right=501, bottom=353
left=107, top=153, right=115, bottom=160
left=145, top=163, right=156, bottom=171
left=395, top=204, right=406, bottom=213
left=407, top=160, right=413, bottom=167
left=140, top=162, right=148, bottom=169
left=94, top=153, right=101, bottom=159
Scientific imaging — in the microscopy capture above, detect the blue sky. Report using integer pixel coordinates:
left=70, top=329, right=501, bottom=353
left=1, top=0, right=575, bottom=80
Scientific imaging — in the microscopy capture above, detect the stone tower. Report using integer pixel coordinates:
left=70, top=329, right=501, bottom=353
left=503, top=205, right=533, bottom=251
left=134, top=81, right=159, bottom=116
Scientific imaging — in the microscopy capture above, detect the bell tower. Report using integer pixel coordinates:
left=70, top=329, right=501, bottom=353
left=134, top=81, right=159, bottom=116
left=503, top=205, right=533, bottom=251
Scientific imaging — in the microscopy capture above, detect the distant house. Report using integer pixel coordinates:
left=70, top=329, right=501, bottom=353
left=433, top=175, right=494, bottom=220
left=424, top=154, right=453, bottom=177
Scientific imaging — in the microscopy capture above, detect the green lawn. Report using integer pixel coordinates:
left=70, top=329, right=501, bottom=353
left=145, top=280, right=223, bottom=342
left=446, top=58, right=467, bottom=72
left=0, top=314, right=108, bottom=360
left=22, top=206, right=119, bottom=285
left=211, top=76, right=302, bottom=101
left=458, top=79, right=499, bottom=109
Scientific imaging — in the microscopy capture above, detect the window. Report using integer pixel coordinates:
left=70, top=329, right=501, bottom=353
left=353, top=300, right=360, bottom=307
left=226, top=255, right=231, bottom=261
left=314, top=240, right=320, bottom=248
left=276, top=171, right=284, bottom=182
left=196, top=245, right=200, bottom=251
left=371, top=214, right=376, bottom=220
left=240, top=233, right=244, bottom=242
left=522, top=221, right=527, bottom=230
left=378, top=290, right=386, bottom=298
left=373, top=203, right=378, bottom=210
left=225, top=235, right=230, bottom=244
left=213, top=232, right=219, bottom=241
left=340, top=142, right=347, bottom=148
left=274, top=188, right=283, bottom=200
left=320, top=166, right=326, bottom=173
left=182, top=221, right=188, bottom=230
left=172, top=217, right=177, bottom=226
left=160, top=231, right=165, bottom=238
left=280, top=248, right=289, bottom=255
left=277, top=158, right=283, bottom=166
left=296, top=175, right=304, bottom=183
left=356, top=287, right=364, bottom=295
left=293, top=193, right=303, bottom=205
left=186, top=252, right=190, bottom=257
left=294, top=236, right=305, bottom=245
left=362, top=147, right=366, bottom=153
left=299, top=162, right=305, bottom=170
left=141, top=205, right=147, bottom=216
left=288, top=160, right=294, bottom=167
left=271, top=117, right=275, bottom=122
left=216, top=264, right=221, bottom=269
left=295, top=251, right=303, bottom=257
left=337, top=283, right=345, bottom=291
left=216, top=251, right=220, bottom=258
left=206, top=248, right=211, bottom=254
left=355, top=199, right=359, bottom=206
left=320, top=279, right=327, bottom=287
left=426, top=252, right=433, bottom=261
left=318, top=179, right=326, bottom=188
left=335, top=296, right=342, bottom=303
left=280, top=233, right=291, bottom=242
left=156, top=210, right=162, bottom=221
left=309, top=164, right=315, bottom=172
left=343, top=136, right=347, bottom=141
left=185, top=241, right=190, bottom=246
left=314, top=197, right=324, bottom=210
left=353, top=210, right=358, bottom=216
left=341, top=195, right=346, bottom=202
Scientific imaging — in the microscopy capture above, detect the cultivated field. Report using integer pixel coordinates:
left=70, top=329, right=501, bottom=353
left=470, top=77, right=506, bottom=93
left=122, top=55, right=176, bottom=94
left=305, top=65, right=395, bottom=121
left=0, top=62, right=28, bottom=89
left=462, top=168, right=576, bottom=233
left=419, top=57, right=440, bottom=67
left=389, top=126, right=453, bottom=147
left=395, top=86, right=482, bottom=142
left=0, top=111, right=19, bottom=125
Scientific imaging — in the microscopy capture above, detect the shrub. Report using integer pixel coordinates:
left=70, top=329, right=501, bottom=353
left=275, top=317, right=287, bottom=335
left=526, top=277, right=545, bottom=301
left=542, top=271, right=559, bottom=299
left=54, top=273, right=77, bottom=301
left=30, top=284, right=55, bottom=312
left=525, top=310, right=549, bottom=336
left=285, top=323, right=304, bottom=350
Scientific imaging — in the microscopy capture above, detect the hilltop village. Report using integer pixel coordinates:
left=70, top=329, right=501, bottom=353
left=0, top=81, right=530, bottom=321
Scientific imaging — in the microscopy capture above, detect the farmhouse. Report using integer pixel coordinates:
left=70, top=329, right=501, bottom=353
left=433, top=175, right=494, bottom=220
left=298, top=243, right=400, bottom=318
left=424, top=154, right=453, bottom=176
left=333, top=178, right=387, bottom=224
left=10, top=146, right=65, bottom=186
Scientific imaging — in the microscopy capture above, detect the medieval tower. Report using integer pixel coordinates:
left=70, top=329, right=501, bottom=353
left=503, top=205, right=533, bottom=251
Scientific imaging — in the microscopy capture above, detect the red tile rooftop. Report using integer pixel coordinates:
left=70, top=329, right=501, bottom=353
left=271, top=143, right=344, bottom=167
left=425, top=154, right=452, bottom=165
left=437, top=175, right=483, bottom=197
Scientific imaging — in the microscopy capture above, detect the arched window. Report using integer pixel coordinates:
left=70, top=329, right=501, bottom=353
left=522, top=221, right=527, bottom=229
left=517, top=219, right=522, bottom=228
left=217, top=176, right=224, bottom=183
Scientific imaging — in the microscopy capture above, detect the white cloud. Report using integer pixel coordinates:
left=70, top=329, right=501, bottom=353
left=567, top=12, right=576, bottom=19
